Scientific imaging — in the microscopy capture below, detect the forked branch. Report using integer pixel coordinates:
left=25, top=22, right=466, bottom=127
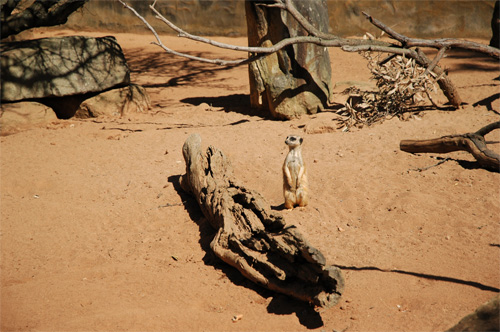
left=117, top=0, right=499, bottom=108
left=400, top=121, right=500, bottom=171
left=362, top=12, right=500, bottom=58
left=118, top=0, right=499, bottom=63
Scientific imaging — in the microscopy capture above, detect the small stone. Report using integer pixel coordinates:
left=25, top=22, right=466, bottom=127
left=232, top=314, right=243, bottom=322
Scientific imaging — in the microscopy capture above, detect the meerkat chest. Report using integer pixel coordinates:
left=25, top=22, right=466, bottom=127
left=285, top=150, right=304, bottom=175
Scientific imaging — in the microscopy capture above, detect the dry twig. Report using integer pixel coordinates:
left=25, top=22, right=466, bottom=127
left=336, top=49, right=441, bottom=130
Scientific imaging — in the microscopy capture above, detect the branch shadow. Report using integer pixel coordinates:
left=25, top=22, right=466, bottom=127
left=443, top=49, right=499, bottom=72
left=267, top=295, right=324, bottom=329
left=181, top=94, right=274, bottom=120
left=336, top=265, right=500, bottom=292
left=125, top=48, right=243, bottom=88
left=416, top=155, right=500, bottom=173
left=167, top=174, right=324, bottom=329
left=441, top=155, right=498, bottom=173
left=455, top=159, right=499, bottom=172
left=473, top=93, right=500, bottom=114
left=126, top=48, right=276, bottom=119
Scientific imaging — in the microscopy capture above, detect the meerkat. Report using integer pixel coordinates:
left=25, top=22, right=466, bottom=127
left=283, top=135, right=309, bottom=209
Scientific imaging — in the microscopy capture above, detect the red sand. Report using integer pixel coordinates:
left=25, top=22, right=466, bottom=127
left=1, top=30, right=499, bottom=331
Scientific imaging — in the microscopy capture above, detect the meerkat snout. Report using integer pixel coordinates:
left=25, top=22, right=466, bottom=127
left=285, top=135, right=303, bottom=148
left=282, top=135, right=309, bottom=209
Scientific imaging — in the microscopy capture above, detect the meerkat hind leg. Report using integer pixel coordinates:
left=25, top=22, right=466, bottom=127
left=296, top=188, right=308, bottom=207
left=284, top=191, right=296, bottom=209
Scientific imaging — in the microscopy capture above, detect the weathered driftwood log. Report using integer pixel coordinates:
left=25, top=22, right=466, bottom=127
left=180, top=133, right=344, bottom=307
left=400, top=121, right=500, bottom=171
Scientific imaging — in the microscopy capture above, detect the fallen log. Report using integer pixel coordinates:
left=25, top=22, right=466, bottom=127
left=400, top=121, right=500, bottom=171
left=180, top=133, right=344, bottom=308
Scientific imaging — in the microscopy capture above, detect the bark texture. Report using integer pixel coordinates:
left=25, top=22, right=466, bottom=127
left=245, top=0, right=333, bottom=119
left=490, top=0, right=500, bottom=48
left=180, top=133, right=344, bottom=307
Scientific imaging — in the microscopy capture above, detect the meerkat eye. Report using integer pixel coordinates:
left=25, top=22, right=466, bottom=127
left=299, top=137, right=303, bottom=144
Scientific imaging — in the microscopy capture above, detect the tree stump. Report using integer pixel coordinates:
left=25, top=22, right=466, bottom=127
left=245, top=0, right=333, bottom=119
left=180, top=134, right=344, bottom=307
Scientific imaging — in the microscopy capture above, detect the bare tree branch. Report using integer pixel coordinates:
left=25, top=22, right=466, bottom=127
left=117, top=0, right=497, bottom=109
left=414, top=48, right=462, bottom=107
left=362, top=11, right=500, bottom=59
left=118, top=0, right=254, bottom=66
left=119, top=0, right=395, bottom=66
left=341, top=44, right=416, bottom=56
left=424, top=46, right=448, bottom=76
left=260, top=0, right=335, bottom=40
left=119, top=0, right=498, bottom=62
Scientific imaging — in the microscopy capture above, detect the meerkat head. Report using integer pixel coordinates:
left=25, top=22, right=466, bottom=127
left=285, top=135, right=303, bottom=149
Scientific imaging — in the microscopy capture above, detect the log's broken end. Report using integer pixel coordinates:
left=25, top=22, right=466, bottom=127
left=180, top=133, right=202, bottom=194
left=313, top=265, right=345, bottom=308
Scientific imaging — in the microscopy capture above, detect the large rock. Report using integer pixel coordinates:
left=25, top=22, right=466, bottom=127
left=0, top=101, right=58, bottom=136
left=246, top=0, right=333, bottom=119
left=1, top=35, right=130, bottom=102
left=75, top=84, right=151, bottom=118
left=446, top=294, right=500, bottom=332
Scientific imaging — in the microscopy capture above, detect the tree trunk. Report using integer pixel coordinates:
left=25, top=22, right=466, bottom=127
left=245, top=0, right=333, bottom=119
left=490, top=0, right=499, bottom=48
left=180, top=134, right=344, bottom=307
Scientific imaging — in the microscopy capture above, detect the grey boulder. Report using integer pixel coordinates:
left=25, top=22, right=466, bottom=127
left=1, top=35, right=130, bottom=102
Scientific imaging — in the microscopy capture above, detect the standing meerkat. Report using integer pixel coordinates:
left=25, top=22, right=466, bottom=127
left=283, top=135, right=309, bottom=209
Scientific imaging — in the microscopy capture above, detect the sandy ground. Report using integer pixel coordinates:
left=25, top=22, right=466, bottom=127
left=1, top=30, right=500, bottom=331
